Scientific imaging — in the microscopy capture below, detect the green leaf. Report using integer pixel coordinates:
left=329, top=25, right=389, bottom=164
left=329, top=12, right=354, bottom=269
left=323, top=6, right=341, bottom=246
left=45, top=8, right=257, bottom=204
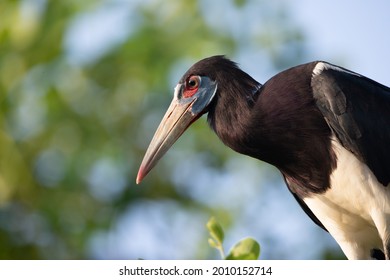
left=208, top=238, right=218, bottom=249
left=206, top=217, right=224, bottom=244
left=226, top=237, right=260, bottom=260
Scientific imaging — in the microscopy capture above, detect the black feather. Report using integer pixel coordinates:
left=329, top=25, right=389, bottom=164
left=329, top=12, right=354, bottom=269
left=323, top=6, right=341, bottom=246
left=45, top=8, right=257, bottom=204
left=312, top=63, right=390, bottom=186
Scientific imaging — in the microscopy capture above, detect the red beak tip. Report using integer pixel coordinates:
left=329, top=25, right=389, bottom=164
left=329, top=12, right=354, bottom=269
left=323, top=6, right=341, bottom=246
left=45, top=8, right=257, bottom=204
left=136, top=167, right=146, bottom=185
left=136, top=174, right=142, bottom=185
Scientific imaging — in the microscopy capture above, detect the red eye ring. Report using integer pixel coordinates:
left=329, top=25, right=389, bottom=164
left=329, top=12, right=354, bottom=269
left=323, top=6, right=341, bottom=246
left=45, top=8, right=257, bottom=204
left=183, top=75, right=200, bottom=98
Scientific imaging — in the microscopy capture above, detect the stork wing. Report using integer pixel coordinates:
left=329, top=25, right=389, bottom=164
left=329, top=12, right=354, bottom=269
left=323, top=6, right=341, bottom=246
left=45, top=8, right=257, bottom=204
left=311, top=63, right=390, bottom=186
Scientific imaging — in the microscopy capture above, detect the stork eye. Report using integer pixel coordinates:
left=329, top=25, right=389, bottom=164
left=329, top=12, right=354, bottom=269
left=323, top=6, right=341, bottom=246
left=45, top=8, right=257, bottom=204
left=187, top=76, right=200, bottom=89
left=183, top=76, right=200, bottom=98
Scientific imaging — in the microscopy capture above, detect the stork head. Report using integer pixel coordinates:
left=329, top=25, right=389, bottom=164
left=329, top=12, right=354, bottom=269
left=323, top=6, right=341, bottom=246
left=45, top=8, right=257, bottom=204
left=136, top=58, right=219, bottom=183
left=136, top=55, right=259, bottom=183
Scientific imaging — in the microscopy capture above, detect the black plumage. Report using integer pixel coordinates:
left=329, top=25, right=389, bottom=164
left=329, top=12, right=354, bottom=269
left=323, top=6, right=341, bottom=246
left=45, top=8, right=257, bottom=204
left=203, top=59, right=337, bottom=197
left=312, top=67, right=390, bottom=186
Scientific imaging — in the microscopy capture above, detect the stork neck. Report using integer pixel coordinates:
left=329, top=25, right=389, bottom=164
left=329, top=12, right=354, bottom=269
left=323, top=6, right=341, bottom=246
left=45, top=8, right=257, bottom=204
left=207, top=83, right=262, bottom=153
left=208, top=62, right=337, bottom=196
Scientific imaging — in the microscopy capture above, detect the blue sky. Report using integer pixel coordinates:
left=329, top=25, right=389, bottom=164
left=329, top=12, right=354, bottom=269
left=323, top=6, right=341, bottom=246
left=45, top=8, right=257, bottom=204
left=65, top=0, right=390, bottom=84
left=291, top=0, right=390, bottom=85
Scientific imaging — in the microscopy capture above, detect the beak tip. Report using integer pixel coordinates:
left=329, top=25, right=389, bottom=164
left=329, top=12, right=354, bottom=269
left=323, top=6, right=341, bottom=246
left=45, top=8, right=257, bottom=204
left=136, top=170, right=143, bottom=185
left=136, top=165, right=148, bottom=185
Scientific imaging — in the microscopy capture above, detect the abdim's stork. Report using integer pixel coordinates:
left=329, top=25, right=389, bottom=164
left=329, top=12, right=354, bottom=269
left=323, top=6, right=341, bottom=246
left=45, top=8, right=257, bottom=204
left=136, top=56, right=390, bottom=260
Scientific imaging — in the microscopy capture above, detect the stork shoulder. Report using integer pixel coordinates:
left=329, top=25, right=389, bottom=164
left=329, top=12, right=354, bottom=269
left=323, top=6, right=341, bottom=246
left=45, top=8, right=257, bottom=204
left=310, top=62, right=390, bottom=186
left=312, top=61, right=361, bottom=78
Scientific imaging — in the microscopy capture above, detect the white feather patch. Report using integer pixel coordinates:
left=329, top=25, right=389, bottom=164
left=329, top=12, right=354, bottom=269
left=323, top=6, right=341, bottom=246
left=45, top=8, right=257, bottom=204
left=312, top=62, right=361, bottom=78
left=304, top=139, right=390, bottom=259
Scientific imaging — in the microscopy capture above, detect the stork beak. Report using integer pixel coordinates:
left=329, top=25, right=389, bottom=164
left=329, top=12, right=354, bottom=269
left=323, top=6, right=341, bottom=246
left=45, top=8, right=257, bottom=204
left=136, top=89, right=199, bottom=184
left=136, top=77, right=217, bottom=184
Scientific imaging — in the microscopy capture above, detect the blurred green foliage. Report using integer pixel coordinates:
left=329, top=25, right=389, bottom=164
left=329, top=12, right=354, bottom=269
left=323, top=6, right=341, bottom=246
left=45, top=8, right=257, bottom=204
left=207, top=216, right=260, bottom=260
left=0, top=0, right=341, bottom=260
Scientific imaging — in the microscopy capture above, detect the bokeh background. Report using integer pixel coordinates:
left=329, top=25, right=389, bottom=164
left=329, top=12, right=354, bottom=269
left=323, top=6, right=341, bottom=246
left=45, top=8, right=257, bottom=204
left=1, top=0, right=389, bottom=259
